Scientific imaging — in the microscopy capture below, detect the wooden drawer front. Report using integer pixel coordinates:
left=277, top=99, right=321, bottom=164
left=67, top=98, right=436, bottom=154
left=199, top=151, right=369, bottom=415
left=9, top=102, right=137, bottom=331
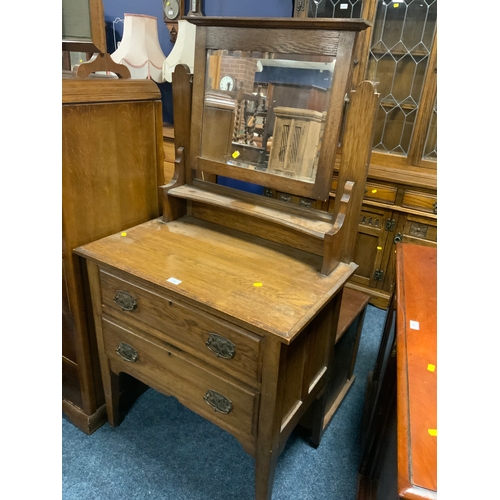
left=363, top=182, right=397, bottom=204
left=331, top=179, right=396, bottom=204
left=403, top=218, right=437, bottom=244
left=100, top=271, right=262, bottom=386
left=103, top=318, right=258, bottom=442
left=402, top=190, right=437, bottom=214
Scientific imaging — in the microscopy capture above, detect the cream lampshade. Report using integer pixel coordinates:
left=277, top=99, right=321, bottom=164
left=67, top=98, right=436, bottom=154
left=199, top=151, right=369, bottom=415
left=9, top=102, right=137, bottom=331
left=111, top=13, right=167, bottom=82
left=162, top=20, right=196, bottom=83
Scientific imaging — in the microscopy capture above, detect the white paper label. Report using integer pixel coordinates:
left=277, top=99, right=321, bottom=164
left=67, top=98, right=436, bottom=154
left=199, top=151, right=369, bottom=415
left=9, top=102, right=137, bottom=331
left=167, top=277, right=182, bottom=285
left=409, top=320, right=420, bottom=330
left=340, top=3, right=348, bottom=9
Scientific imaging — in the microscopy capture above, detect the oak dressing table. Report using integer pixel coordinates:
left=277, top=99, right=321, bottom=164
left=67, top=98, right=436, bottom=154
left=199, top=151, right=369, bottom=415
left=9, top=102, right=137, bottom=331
left=75, top=17, right=379, bottom=499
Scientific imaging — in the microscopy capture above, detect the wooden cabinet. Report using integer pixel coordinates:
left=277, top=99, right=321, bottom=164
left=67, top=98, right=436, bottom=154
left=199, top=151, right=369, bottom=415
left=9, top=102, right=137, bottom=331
left=262, top=82, right=328, bottom=154
left=329, top=171, right=437, bottom=308
left=293, top=0, right=437, bottom=308
left=62, top=76, right=164, bottom=433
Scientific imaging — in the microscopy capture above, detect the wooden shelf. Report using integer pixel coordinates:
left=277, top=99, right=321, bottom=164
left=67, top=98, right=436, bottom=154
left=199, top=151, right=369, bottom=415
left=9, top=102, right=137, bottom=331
left=167, top=180, right=335, bottom=241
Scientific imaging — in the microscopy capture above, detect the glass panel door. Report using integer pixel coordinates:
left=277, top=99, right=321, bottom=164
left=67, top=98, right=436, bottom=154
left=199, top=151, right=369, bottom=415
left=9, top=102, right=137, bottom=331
left=367, top=0, right=437, bottom=156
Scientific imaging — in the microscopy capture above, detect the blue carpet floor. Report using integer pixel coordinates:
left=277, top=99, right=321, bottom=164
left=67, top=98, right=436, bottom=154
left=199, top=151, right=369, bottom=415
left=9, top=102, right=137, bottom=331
left=62, top=304, right=387, bottom=499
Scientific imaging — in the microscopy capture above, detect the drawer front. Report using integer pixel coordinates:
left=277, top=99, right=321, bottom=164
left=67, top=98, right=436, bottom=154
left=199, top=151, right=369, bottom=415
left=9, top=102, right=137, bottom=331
left=363, top=182, right=397, bottom=204
left=103, top=318, right=258, bottom=441
left=331, top=179, right=397, bottom=204
left=100, top=271, right=262, bottom=386
left=403, top=217, right=437, bottom=244
left=401, top=190, right=437, bottom=214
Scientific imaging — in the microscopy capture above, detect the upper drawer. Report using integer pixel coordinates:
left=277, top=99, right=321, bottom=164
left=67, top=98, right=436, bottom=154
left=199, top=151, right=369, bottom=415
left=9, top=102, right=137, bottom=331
left=401, top=189, right=437, bottom=215
left=100, top=270, right=262, bottom=387
left=331, top=178, right=397, bottom=205
left=363, top=182, right=397, bottom=204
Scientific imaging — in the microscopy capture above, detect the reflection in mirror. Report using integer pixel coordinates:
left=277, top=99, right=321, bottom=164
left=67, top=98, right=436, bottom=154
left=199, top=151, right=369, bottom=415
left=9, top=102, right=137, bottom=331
left=201, top=49, right=336, bottom=185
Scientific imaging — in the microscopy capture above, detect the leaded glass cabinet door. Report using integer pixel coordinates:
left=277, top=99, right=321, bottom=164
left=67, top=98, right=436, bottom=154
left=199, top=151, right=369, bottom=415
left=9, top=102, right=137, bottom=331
left=294, top=0, right=364, bottom=18
left=293, top=0, right=437, bottom=170
left=366, top=0, right=437, bottom=168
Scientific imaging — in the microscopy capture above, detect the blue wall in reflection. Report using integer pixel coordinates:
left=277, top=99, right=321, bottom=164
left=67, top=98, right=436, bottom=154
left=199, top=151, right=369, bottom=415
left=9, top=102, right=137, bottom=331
left=256, top=67, right=332, bottom=90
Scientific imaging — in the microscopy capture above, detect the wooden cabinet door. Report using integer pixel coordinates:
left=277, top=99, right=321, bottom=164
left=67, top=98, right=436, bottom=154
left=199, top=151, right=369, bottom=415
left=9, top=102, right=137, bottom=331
left=349, top=205, right=393, bottom=290
left=381, top=213, right=437, bottom=293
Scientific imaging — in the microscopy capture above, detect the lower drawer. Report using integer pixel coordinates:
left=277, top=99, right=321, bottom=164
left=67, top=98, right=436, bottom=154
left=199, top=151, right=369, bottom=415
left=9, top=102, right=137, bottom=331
left=102, top=317, right=259, bottom=444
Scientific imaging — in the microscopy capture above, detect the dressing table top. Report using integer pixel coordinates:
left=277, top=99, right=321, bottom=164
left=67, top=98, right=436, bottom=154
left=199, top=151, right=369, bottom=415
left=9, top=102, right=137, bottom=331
left=75, top=216, right=357, bottom=343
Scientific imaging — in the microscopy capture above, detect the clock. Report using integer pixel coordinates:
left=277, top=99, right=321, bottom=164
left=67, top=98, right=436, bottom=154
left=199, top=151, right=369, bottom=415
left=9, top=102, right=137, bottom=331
left=219, top=75, right=236, bottom=91
left=163, top=0, right=180, bottom=21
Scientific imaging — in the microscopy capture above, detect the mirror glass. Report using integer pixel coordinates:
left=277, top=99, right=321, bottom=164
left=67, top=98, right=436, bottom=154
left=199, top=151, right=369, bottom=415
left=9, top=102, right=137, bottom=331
left=200, top=49, right=336, bottom=184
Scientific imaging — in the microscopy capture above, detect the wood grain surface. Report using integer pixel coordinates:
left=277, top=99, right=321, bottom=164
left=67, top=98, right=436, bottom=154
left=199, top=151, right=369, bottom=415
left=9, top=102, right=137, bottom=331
left=75, top=216, right=357, bottom=343
left=396, top=244, right=437, bottom=498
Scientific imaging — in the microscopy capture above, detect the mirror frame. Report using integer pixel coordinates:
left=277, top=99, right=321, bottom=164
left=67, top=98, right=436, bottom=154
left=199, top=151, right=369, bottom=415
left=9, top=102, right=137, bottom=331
left=62, top=0, right=107, bottom=54
left=187, top=17, right=370, bottom=202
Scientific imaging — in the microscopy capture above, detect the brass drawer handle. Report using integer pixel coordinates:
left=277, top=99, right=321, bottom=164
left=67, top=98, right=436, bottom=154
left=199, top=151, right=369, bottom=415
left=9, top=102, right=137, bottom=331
left=114, top=290, right=138, bottom=311
left=206, top=333, right=236, bottom=359
left=203, top=390, right=233, bottom=414
left=116, top=342, right=139, bottom=362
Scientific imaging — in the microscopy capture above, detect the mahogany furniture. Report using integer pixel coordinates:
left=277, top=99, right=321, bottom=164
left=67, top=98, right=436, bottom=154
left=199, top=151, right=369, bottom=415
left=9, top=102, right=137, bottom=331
left=62, top=75, right=165, bottom=434
left=75, top=16, right=379, bottom=499
left=357, top=243, right=437, bottom=499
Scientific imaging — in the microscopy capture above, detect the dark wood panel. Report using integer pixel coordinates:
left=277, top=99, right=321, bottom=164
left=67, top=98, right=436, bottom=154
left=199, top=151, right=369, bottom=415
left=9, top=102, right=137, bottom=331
left=189, top=17, right=371, bottom=31
left=206, top=27, right=340, bottom=55
left=62, top=357, right=83, bottom=408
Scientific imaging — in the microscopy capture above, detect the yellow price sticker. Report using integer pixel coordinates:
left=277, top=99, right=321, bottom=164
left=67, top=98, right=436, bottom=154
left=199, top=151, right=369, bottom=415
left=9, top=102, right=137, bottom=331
left=371, top=189, right=378, bottom=194
left=427, top=364, right=436, bottom=372
left=232, top=151, right=240, bottom=159
left=121, top=232, right=127, bottom=237
left=253, top=282, right=263, bottom=287
left=394, top=3, right=400, bottom=7
left=428, top=429, right=437, bottom=436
